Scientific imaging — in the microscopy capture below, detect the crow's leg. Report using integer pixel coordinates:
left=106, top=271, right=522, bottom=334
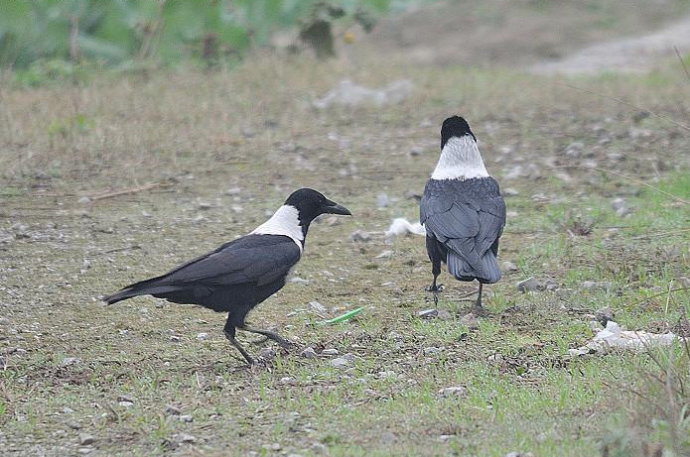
left=425, top=236, right=444, bottom=305
left=475, top=282, right=484, bottom=309
left=223, top=316, right=254, bottom=365
left=240, top=325, right=292, bottom=349
left=426, top=261, right=443, bottom=306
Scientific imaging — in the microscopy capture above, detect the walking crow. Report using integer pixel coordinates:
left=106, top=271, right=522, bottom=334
left=103, top=188, right=351, bottom=364
left=420, top=116, right=506, bottom=308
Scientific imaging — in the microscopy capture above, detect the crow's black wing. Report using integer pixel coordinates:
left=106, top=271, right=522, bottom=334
left=160, top=234, right=301, bottom=287
left=421, top=177, right=506, bottom=263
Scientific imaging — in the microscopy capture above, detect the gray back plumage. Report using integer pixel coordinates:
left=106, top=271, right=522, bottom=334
left=420, top=177, right=506, bottom=283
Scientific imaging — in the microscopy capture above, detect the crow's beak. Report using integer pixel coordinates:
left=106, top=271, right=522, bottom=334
left=323, top=200, right=352, bottom=216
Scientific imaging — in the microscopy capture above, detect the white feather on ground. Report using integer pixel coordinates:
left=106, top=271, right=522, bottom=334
left=569, top=321, right=683, bottom=356
left=385, top=218, right=426, bottom=238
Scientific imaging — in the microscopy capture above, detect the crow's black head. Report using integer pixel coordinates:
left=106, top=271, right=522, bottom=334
left=285, top=188, right=351, bottom=227
left=441, top=116, right=476, bottom=148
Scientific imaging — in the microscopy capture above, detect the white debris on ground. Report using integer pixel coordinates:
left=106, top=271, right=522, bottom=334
left=313, top=79, right=413, bottom=109
left=385, top=218, right=426, bottom=238
left=569, top=321, right=683, bottom=356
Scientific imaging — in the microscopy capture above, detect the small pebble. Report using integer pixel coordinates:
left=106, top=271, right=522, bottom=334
left=437, top=386, right=466, bottom=398
left=516, top=277, right=539, bottom=292
left=321, top=348, right=339, bottom=356
left=417, top=309, right=438, bottom=319
left=330, top=357, right=352, bottom=369
left=60, top=357, right=81, bottom=367
left=582, top=281, right=613, bottom=292
left=350, top=230, right=371, bottom=242
left=300, top=347, right=317, bottom=359
left=501, top=261, right=518, bottom=273
left=376, top=193, right=389, bottom=208
left=164, top=405, right=181, bottom=416
left=78, top=433, right=95, bottom=445
left=177, top=433, right=196, bottom=443
left=308, top=301, right=327, bottom=314
left=460, top=313, right=480, bottom=330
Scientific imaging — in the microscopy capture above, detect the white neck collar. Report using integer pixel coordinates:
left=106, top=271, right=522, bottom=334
left=431, top=135, right=489, bottom=180
left=250, top=205, right=304, bottom=252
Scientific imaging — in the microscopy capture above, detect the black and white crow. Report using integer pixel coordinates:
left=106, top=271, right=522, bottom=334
left=420, top=116, right=506, bottom=308
left=103, top=188, right=351, bottom=364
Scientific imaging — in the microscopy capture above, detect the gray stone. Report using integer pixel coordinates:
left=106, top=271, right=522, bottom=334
left=582, top=281, right=613, bottom=292
left=179, top=415, right=193, bottom=423
left=350, top=230, right=372, bottom=242
left=164, top=405, right=181, bottom=416
left=564, top=141, right=584, bottom=158
left=177, top=433, right=196, bottom=443
left=60, top=357, right=81, bottom=367
left=308, top=301, right=327, bottom=314
left=501, top=261, right=518, bottom=273
left=595, top=306, right=614, bottom=325
left=410, top=146, right=424, bottom=156
left=78, top=433, right=95, bottom=445
left=321, top=348, right=339, bottom=356
left=330, top=357, right=352, bottom=369
left=417, top=308, right=438, bottom=319
left=300, top=347, right=317, bottom=359
left=437, top=309, right=453, bottom=320
left=437, top=386, right=466, bottom=398
left=460, top=313, right=480, bottom=330
left=517, top=277, right=539, bottom=292
left=376, top=193, right=389, bottom=208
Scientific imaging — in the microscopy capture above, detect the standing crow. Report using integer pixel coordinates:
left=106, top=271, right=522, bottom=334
left=420, top=116, right=506, bottom=308
left=103, top=188, right=351, bottom=364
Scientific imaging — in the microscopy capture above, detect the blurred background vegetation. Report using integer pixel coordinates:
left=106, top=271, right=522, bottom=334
left=0, top=0, right=403, bottom=84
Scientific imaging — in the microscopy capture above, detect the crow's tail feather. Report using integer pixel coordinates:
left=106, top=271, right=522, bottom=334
left=102, top=278, right=178, bottom=305
left=447, top=251, right=501, bottom=284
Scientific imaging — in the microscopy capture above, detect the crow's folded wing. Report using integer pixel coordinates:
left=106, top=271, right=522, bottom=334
left=421, top=178, right=506, bottom=262
left=156, top=234, right=301, bottom=287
